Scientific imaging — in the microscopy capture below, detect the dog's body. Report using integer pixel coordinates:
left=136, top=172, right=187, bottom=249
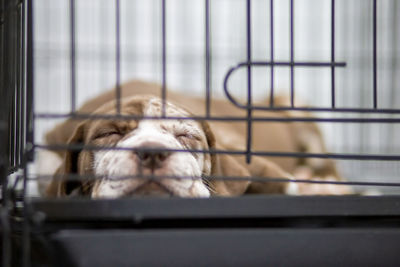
left=42, top=80, right=352, bottom=197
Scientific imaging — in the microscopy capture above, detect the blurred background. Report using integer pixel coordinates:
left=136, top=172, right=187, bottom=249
left=33, top=0, right=400, bottom=193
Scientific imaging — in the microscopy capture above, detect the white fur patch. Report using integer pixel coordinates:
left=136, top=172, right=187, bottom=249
left=285, top=181, right=299, bottom=195
left=92, top=98, right=210, bottom=198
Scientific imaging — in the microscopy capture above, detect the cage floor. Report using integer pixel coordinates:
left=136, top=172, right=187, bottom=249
left=11, top=196, right=400, bottom=266
left=42, top=228, right=400, bottom=267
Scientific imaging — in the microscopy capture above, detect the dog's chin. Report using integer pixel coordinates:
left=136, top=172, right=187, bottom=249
left=128, top=181, right=175, bottom=197
left=91, top=169, right=211, bottom=198
left=91, top=178, right=211, bottom=198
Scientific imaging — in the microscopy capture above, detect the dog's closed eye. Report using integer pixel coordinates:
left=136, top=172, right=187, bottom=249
left=175, top=132, right=202, bottom=154
left=175, top=131, right=201, bottom=141
left=93, top=130, right=122, bottom=140
left=176, top=133, right=193, bottom=139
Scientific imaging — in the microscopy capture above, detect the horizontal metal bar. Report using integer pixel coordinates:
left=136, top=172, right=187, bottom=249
left=28, top=196, right=400, bottom=220
left=34, top=113, right=400, bottom=122
left=239, top=105, right=400, bottom=114
left=34, top=143, right=400, bottom=161
left=28, top=173, right=400, bottom=188
left=230, top=61, right=346, bottom=68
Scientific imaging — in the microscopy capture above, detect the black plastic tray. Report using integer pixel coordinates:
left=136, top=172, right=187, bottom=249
left=15, top=196, right=400, bottom=266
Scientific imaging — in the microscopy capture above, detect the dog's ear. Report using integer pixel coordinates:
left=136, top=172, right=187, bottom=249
left=209, top=150, right=252, bottom=196
left=200, top=121, right=251, bottom=196
left=46, top=122, right=92, bottom=197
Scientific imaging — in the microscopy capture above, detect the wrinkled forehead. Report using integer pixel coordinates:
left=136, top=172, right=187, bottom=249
left=111, top=96, right=204, bottom=134
left=142, top=97, right=191, bottom=118
left=141, top=97, right=202, bottom=131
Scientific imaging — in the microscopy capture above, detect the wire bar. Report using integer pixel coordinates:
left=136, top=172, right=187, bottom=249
left=115, top=0, right=121, bottom=114
left=34, top=113, right=400, bottom=123
left=290, top=0, right=294, bottom=107
left=26, top=0, right=34, bottom=160
left=161, top=0, right=167, bottom=117
left=15, top=3, right=22, bottom=168
left=372, top=0, right=378, bottom=109
left=205, top=0, right=211, bottom=117
left=10, top=76, right=16, bottom=168
left=34, top=144, right=400, bottom=161
left=246, top=0, right=253, bottom=164
left=24, top=1, right=34, bottom=264
left=331, top=0, right=336, bottom=108
left=19, top=0, right=26, bottom=167
left=29, top=173, right=400, bottom=188
left=70, top=0, right=76, bottom=113
left=228, top=61, right=346, bottom=68
left=269, top=0, right=274, bottom=107
left=223, top=61, right=347, bottom=107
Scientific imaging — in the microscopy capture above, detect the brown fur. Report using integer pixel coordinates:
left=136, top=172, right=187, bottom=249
left=45, top=80, right=352, bottom=196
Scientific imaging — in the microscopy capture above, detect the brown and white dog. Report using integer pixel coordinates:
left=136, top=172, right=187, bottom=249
left=41, top=80, right=352, bottom=198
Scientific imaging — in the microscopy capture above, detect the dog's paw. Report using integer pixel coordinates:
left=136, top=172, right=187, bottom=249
left=293, top=166, right=353, bottom=195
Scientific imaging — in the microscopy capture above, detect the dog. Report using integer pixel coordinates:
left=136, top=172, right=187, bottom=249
left=41, top=80, right=352, bottom=197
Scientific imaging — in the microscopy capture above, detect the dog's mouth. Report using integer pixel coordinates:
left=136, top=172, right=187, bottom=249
left=128, top=180, right=175, bottom=197
left=91, top=172, right=211, bottom=198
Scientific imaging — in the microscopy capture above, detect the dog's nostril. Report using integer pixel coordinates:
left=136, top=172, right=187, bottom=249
left=137, top=151, right=150, bottom=161
left=135, top=149, right=171, bottom=169
left=157, top=151, right=171, bottom=162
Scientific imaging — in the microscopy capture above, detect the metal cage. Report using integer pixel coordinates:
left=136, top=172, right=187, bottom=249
left=1, top=0, right=400, bottom=266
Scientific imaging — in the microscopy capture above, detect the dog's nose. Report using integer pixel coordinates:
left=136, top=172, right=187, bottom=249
left=135, top=145, right=172, bottom=170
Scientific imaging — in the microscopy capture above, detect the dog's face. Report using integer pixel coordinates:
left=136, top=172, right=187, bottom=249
left=51, top=95, right=218, bottom=198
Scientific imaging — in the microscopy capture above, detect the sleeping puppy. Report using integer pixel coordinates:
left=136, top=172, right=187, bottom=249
left=42, top=80, right=352, bottom=197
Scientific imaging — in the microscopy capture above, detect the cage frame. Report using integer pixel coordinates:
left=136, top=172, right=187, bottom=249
left=1, top=0, right=400, bottom=266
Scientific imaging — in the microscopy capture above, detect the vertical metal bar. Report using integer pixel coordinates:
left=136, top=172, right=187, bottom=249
left=0, top=0, right=10, bottom=244
left=8, top=0, right=16, bottom=169
left=7, top=110, right=12, bottom=168
left=269, top=0, right=275, bottom=107
left=0, top=0, right=12, bottom=259
left=1, top=0, right=7, bottom=188
left=246, top=0, right=252, bottom=164
left=205, top=0, right=211, bottom=117
left=387, top=1, right=398, bottom=151
left=20, top=0, right=26, bottom=162
left=70, top=0, right=76, bottom=113
left=290, top=0, right=294, bottom=107
left=0, top=0, right=3, bottom=112
left=26, top=0, right=33, bottom=156
left=116, top=0, right=121, bottom=114
left=372, top=0, right=378, bottom=108
left=0, top=0, right=10, bottom=252
left=24, top=0, right=34, bottom=264
left=331, top=0, right=336, bottom=108
left=16, top=0, right=22, bottom=167
left=10, top=80, right=15, bottom=168
left=0, top=9, right=9, bottom=254
left=26, top=0, right=34, bottom=161
left=269, top=0, right=274, bottom=107
left=161, top=0, right=167, bottom=117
